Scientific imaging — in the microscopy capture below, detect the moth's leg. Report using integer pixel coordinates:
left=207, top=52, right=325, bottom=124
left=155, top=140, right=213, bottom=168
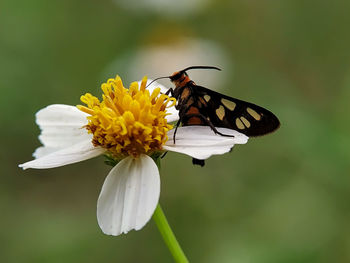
left=184, top=114, right=235, bottom=138
left=172, top=119, right=181, bottom=144
left=165, top=88, right=175, bottom=96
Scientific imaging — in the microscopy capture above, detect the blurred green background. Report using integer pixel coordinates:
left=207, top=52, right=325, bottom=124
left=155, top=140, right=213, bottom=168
left=2, top=0, right=350, bottom=262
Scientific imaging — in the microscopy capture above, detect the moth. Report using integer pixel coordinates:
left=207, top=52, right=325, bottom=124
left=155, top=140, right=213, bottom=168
left=151, top=66, right=280, bottom=166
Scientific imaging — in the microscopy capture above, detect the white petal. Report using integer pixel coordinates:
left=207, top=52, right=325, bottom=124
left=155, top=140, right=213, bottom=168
left=139, top=79, right=179, bottom=123
left=32, top=146, right=58, bottom=158
left=34, top=104, right=91, bottom=158
left=165, top=106, right=179, bottom=123
left=97, top=155, right=160, bottom=236
left=19, top=140, right=105, bottom=170
left=163, top=126, right=248, bottom=160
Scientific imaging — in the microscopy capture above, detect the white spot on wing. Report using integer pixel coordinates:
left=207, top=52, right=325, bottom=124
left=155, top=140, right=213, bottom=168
left=204, top=95, right=211, bottom=102
left=216, top=105, right=225, bottom=120
left=247, top=107, right=261, bottom=120
left=235, top=118, right=245, bottom=129
left=240, top=117, right=251, bottom=128
left=221, top=98, right=236, bottom=111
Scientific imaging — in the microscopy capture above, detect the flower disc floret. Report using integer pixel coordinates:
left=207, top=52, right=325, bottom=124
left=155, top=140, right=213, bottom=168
left=78, top=76, right=176, bottom=158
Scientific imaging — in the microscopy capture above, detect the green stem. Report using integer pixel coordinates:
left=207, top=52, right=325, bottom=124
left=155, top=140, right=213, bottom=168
left=153, top=204, right=189, bottom=263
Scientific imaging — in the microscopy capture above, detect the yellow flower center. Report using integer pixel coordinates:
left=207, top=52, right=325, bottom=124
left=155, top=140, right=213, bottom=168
left=77, top=76, right=176, bottom=159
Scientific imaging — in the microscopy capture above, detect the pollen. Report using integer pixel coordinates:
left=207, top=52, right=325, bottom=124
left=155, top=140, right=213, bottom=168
left=77, top=76, right=176, bottom=159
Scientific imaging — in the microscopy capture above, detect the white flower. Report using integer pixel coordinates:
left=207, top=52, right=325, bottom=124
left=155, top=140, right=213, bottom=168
left=19, top=77, right=248, bottom=236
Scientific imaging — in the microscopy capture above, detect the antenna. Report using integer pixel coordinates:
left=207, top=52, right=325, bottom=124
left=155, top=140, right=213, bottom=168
left=181, top=66, right=221, bottom=72
left=146, top=66, right=221, bottom=88
left=146, top=76, right=171, bottom=88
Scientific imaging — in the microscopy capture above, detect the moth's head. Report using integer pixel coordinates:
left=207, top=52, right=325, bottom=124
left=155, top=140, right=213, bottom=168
left=169, top=71, right=188, bottom=83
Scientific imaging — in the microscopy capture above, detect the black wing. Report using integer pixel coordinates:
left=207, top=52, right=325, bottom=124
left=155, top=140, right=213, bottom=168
left=191, top=84, right=280, bottom=137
